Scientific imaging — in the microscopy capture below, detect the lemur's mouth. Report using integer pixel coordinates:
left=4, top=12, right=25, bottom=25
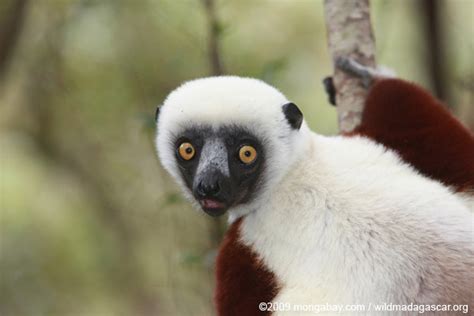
left=199, top=198, right=227, bottom=217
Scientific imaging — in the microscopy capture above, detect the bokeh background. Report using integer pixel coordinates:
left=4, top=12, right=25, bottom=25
left=1, top=0, right=473, bottom=315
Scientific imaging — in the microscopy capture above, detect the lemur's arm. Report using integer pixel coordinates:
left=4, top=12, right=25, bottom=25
left=325, top=58, right=474, bottom=193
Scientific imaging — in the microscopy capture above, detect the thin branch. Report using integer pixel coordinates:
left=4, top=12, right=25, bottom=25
left=202, top=0, right=225, bottom=76
left=0, top=0, right=29, bottom=80
left=419, top=0, right=448, bottom=103
left=323, top=0, right=377, bottom=133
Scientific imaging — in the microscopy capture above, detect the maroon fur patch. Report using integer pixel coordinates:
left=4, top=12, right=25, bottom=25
left=354, top=79, right=474, bottom=192
left=215, top=218, right=279, bottom=316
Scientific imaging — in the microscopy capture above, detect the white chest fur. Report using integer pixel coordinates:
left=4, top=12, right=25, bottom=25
left=237, top=134, right=474, bottom=314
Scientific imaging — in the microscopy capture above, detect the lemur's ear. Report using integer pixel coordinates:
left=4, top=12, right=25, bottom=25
left=155, top=106, right=161, bottom=122
left=282, top=102, right=303, bottom=130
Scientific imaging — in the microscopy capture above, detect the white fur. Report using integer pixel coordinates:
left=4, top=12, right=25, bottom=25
left=240, top=135, right=473, bottom=315
left=457, top=191, right=474, bottom=211
left=156, top=76, right=474, bottom=315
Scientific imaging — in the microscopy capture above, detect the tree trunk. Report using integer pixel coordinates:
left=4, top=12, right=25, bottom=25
left=323, top=0, right=376, bottom=133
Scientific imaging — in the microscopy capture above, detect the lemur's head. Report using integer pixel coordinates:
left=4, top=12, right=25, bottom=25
left=156, top=76, right=310, bottom=218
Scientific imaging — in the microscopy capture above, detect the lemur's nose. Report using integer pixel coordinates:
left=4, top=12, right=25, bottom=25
left=196, top=179, right=221, bottom=198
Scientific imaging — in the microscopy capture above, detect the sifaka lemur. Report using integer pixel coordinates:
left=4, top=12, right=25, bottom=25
left=155, top=58, right=474, bottom=316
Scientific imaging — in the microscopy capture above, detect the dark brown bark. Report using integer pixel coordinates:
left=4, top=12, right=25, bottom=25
left=0, top=0, right=29, bottom=80
left=202, top=0, right=225, bottom=76
left=419, top=0, right=447, bottom=102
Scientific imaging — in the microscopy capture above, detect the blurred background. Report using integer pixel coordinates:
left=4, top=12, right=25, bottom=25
left=1, top=0, right=472, bottom=315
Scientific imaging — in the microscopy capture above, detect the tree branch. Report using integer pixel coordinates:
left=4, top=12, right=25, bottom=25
left=0, top=0, right=29, bottom=81
left=419, top=0, right=448, bottom=103
left=202, top=0, right=225, bottom=76
left=323, top=0, right=376, bottom=133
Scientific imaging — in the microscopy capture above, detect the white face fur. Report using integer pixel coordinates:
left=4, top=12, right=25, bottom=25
left=155, top=76, right=311, bottom=218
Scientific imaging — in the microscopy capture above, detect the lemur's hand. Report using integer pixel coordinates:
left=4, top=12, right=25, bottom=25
left=323, top=57, right=396, bottom=106
left=335, top=57, right=377, bottom=88
left=322, top=76, right=337, bottom=106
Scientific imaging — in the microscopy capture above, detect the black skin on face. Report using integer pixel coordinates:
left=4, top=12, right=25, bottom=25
left=173, top=124, right=266, bottom=214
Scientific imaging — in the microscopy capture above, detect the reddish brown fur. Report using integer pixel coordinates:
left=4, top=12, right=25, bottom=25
left=215, top=218, right=279, bottom=316
left=353, top=79, right=474, bottom=192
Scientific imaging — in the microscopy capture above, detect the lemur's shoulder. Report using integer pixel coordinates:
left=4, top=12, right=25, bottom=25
left=328, top=58, right=474, bottom=193
left=304, top=134, right=468, bottom=217
left=353, top=78, right=474, bottom=193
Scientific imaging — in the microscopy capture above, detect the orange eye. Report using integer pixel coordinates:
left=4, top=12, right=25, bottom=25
left=239, top=145, right=257, bottom=164
left=178, top=142, right=195, bottom=160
